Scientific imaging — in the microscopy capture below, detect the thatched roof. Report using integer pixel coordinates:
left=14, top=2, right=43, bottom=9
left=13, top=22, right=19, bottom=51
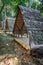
left=19, top=5, right=43, bottom=45
left=19, top=5, right=43, bottom=21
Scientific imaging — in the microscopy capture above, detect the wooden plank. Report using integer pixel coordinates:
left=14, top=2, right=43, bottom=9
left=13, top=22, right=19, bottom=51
left=14, top=38, right=30, bottom=51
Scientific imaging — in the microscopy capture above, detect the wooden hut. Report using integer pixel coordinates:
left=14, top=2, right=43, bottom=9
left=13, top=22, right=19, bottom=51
left=2, top=22, right=4, bottom=30
left=2, top=18, right=15, bottom=32
left=13, top=6, right=28, bottom=37
left=5, top=18, right=9, bottom=32
left=13, top=5, right=43, bottom=50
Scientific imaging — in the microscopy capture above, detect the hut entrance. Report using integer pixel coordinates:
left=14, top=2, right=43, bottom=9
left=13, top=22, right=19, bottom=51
left=13, top=7, right=28, bottom=37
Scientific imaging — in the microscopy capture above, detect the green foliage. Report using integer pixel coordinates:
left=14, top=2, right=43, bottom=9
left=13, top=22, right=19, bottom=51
left=1, top=0, right=11, bottom=4
left=0, top=0, right=29, bottom=20
left=31, top=0, right=43, bottom=16
left=0, top=13, right=2, bottom=21
left=37, top=0, right=43, bottom=16
left=31, top=2, right=36, bottom=9
left=0, top=0, right=43, bottom=21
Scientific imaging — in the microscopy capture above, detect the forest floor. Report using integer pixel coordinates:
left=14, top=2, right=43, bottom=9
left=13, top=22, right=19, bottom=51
left=0, top=30, right=43, bottom=65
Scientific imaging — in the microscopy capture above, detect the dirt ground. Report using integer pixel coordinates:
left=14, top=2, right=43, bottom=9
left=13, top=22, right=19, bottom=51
left=0, top=31, right=43, bottom=65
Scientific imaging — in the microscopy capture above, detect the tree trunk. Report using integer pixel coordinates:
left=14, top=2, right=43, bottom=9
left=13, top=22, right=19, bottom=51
left=0, top=2, right=5, bottom=13
left=0, top=1, right=5, bottom=21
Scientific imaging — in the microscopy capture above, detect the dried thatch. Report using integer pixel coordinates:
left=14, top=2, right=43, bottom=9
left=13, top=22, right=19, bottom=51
left=19, top=5, right=43, bottom=45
